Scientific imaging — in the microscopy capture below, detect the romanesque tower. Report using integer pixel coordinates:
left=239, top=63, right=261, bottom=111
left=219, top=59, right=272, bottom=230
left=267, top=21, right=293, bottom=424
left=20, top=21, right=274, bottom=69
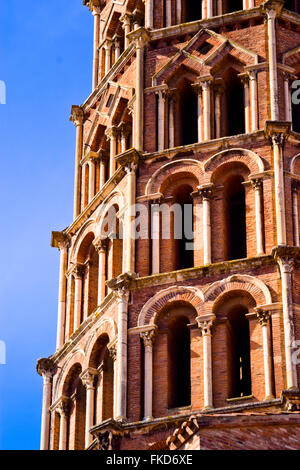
left=37, top=0, right=300, bottom=450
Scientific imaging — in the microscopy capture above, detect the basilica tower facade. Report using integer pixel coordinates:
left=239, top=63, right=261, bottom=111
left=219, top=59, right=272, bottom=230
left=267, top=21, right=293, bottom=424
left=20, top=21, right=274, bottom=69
left=37, top=0, right=300, bottom=450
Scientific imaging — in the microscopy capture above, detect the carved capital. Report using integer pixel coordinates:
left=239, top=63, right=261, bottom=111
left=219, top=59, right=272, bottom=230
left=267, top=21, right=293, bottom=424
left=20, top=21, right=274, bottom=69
left=36, top=357, right=56, bottom=378
left=250, top=178, right=263, bottom=191
left=70, top=105, right=84, bottom=127
left=80, top=368, right=99, bottom=388
left=108, top=344, right=117, bottom=362
left=140, top=327, right=158, bottom=348
left=93, top=237, right=108, bottom=254
left=196, top=315, right=216, bottom=336
left=197, top=184, right=214, bottom=201
left=105, top=126, right=118, bottom=140
left=56, top=397, right=70, bottom=417
left=51, top=231, right=69, bottom=251
left=120, top=13, right=133, bottom=28
left=115, top=287, right=130, bottom=304
left=255, top=308, right=271, bottom=326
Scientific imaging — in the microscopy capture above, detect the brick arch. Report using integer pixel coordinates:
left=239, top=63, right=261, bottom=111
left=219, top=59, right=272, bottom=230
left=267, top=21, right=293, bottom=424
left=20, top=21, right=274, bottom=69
left=145, top=159, right=203, bottom=196
left=203, top=275, right=272, bottom=312
left=71, top=219, right=96, bottom=261
left=54, top=348, right=86, bottom=400
left=137, top=286, right=204, bottom=327
left=289, top=153, right=300, bottom=175
left=96, top=190, right=125, bottom=237
left=85, top=318, right=117, bottom=365
left=203, top=149, right=265, bottom=183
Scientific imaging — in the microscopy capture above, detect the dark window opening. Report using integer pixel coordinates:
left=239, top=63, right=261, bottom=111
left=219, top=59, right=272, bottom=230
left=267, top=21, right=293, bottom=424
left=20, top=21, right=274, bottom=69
left=168, top=316, right=191, bottom=409
left=185, top=0, right=202, bottom=22
left=224, top=175, right=247, bottom=261
left=179, top=82, right=198, bottom=146
left=224, top=0, right=244, bottom=14
left=197, top=41, right=214, bottom=55
left=292, top=99, right=300, bottom=133
left=285, top=0, right=300, bottom=13
left=223, top=71, right=245, bottom=137
left=227, top=306, right=252, bottom=398
left=174, top=184, right=194, bottom=270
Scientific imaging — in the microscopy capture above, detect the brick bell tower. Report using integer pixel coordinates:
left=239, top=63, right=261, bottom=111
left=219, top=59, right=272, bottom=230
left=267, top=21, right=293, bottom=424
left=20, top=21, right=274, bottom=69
left=37, top=0, right=300, bottom=450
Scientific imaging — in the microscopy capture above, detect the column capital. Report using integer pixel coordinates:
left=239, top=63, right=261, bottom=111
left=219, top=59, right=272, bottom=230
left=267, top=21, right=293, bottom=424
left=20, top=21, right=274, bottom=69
left=264, top=121, right=291, bottom=146
left=262, top=1, right=284, bottom=18
left=73, top=264, right=85, bottom=280
left=196, top=183, right=214, bottom=200
left=250, top=178, right=263, bottom=191
left=51, top=231, right=69, bottom=251
left=93, top=237, right=108, bottom=253
left=105, top=125, right=118, bottom=139
left=115, top=287, right=130, bottom=304
left=196, top=314, right=216, bottom=336
left=70, top=105, right=84, bottom=127
left=83, top=0, right=103, bottom=13
left=272, top=246, right=300, bottom=271
left=108, top=343, right=117, bottom=362
left=55, top=396, right=70, bottom=417
left=255, top=308, right=271, bottom=326
left=80, top=368, right=99, bottom=388
left=37, top=357, right=56, bottom=379
left=116, top=148, right=140, bottom=169
left=103, top=38, right=113, bottom=50
left=128, top=27, right=150, bottom=49
left=120, top=12, right=133, bottom=27
left=140, top=327, right=158, bottom=347
left=238, top=72, right=250, bottom=85
left=198, top=75, right=214, bottom=88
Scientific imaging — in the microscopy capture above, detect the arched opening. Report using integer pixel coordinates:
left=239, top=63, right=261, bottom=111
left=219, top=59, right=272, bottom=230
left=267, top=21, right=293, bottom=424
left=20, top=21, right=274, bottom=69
left=177, top=80, right=198, bottom=146
left=222, top=69, right=245, bottom=137
left=90, top=334, right=114, bottom=424
left=292, top=95, right=300, bottom=133
left=227, top=306, right=252, bottom=398
left=285, top=0, right=300, bottom=13
left=183, top=0, right=202, bottom=22
left=224, top=175, right=247, bottom=260
left=63, top=364, right=86, bottom=450
left=104, top=204, right=123, bottom=283
left=223, top=0, right=244, bottom=14
left=168, top=315, right=191, bottom=409
left=173, top=184, right=194, bottom=270
left=77, top=234, right=99, bottom=320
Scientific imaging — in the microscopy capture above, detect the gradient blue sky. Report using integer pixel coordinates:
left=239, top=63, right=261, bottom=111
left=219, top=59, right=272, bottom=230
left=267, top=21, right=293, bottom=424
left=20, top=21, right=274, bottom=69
left=0, top=1, right=93, bottom=450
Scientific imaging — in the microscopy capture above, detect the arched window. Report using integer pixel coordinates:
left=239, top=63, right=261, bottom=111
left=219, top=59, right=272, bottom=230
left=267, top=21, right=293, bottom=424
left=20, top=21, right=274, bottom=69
left=227, top=306, right=252, bottom=398
left=173, top=184, right=194, bottom=270
left=224, top=175, right=247, bottom=260
left=223, top=0, right=244, bottom=14
left=77, top=233, right=99, bottom=320
left=177, top=80, right=198, bottom=146
left=222, top=69, right=245, bottom=137
left=183, top=0, right=202, bottom=22
left=63, top=364, right=86, bottom=450
left=168, top=316, right=191, bottom=408
left=285, top=0, right=300, bottom=13
left=292, top=90, right=300, bottom=133
left=90, top=334, right=114, bottom=424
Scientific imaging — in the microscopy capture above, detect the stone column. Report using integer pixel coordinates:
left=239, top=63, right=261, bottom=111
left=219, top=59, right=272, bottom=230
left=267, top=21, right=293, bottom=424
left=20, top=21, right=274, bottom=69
left=93, top=238, right=108, bottom=304
left=151, top=203, right=160, bottom=274
left=108, top=345, right=118, bottom=419
left=275, top=252, right=298, bottom=390
left=292, top=182, right=300, bottom=246
left=251, top=178, right=264, bottom=255
left=114, top=36, right=121, bottom=62
left=56, top=239, right=68, bottom=350
left=284, top=73, right=293, bottom=124
left=166, top=0, right=172, bottom=26
left=115, top=288, right=130, bottom=421
left=198, top=185, right=213, bottom=265
left=73, top=265, right=83, bottom=331
left=104, top=39, right=112, bottom=75
left=121, top=14, right=132, bottom=50
left=249, top=0, right=254, bottom=7
left=80, top=368, right=98, bottom=449
left=213, top=82, right=223, bottom=139
left=37, top=358, right=55, bottom=450
left=271, top=133, right=287, bottom=246
left=120, top=123, right=131, bottom=153
left=92, top=5, right=101, bottom=90
left=207, top=0, right=213, bottom=18
left=125, top=162, right=138, bottom=274
left=176, top=0, right=182, bottom=24
left=201, top=79, right=212, bottom=141
left=240, top=73, right=251, bottom=134
left=157, top=89, right=166, bottom=151
left=249, top=71, right=258, bottom=132
left=140, top=328, right=157, bottom=421
left=256, top=309, right=274, bottom=400
left=106, top=127, right=118, bottom=178
left=81, top=162, right=88, bottom=210
left=134, top=31, right=149, bottom=151
left=144, top=0, right=154, bottom=28
left=266, top=8, right=279, bottom=120
left=168, top=91, right=176, bottom=148
left=99, top=151, right=107, bottom=190
left=70, top=106, right=84, bottom=219
left=58, top=398, right=69, bottom=450
left=88, top=157, right=96, bottom=203
left=195, top=85, right=203, bottom=142
left=196, top=315, right=216, bottom=409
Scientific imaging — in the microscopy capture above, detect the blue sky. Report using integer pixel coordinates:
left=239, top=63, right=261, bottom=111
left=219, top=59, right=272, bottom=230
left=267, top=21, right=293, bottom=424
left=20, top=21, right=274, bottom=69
left=0, top=1, right=93, bottom=450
